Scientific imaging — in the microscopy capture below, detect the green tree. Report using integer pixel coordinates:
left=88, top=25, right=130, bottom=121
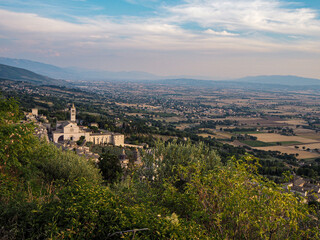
left=140, top=140, right=221, bottom=185
left=135, top=141, right=319, bottom=239
left=0, top=96, right=36, bottom=171
left=33, top=141, right=102, bottom=184
left=98, top=151, right=122, bottom=184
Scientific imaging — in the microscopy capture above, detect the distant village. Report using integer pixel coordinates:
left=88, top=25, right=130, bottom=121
left=283, top=176, right=320, bottom=203
left=25, top=104, right=141, bottom=168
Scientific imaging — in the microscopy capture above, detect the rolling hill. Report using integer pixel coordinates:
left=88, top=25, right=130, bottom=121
left=234, top=75, right=320, bottom=86
left=0, top=57, right=162, bottom=81
left=1, top=57, right=319, bottom=86
left=0, top=64, right=66, bottom=85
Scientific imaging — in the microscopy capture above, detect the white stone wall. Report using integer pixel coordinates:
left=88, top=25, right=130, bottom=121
left=89, top=134, right=113, bottom=145
left=113, top=135, right=124, bottom=146
left=32, top=108, right=38, bottom=116
left=52, top=121, right=125, bottom=146
left=53, top=131, right=90, bottom=143
left=64, top=123, right=80, bottom=134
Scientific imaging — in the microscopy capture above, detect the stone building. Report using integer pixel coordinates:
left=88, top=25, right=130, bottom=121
left=32, top=108, right=38, bottom=116
left=119, top=149, right=130, bottom=168
left=52, top=104, right=124, bottom=146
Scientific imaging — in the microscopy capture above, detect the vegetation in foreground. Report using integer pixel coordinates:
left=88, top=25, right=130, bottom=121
left=0, top=96, right=319, bottom=239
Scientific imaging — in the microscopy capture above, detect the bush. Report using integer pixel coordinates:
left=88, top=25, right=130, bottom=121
left=1, top=180, right=208, bottom=239
left=98, top=151, right=122, bottom=184
left=33, top=142, right=102, bottom=185
left=135, top=142, right=319, bottom=239
left=0, top=96, right=37, bottom=172
left=163, top=157, right=317, bottom=239
left=139, top=140, right=221, bottom=184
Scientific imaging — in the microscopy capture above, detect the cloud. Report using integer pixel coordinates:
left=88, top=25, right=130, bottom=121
left=204, top=29, right=238, bottom=36
left=166, top=0, right=320, bottom=36
left=0, top=9, right=97, bottom=34
left=0, top=0, right=319, bottom=55
left=0, top=1, right=320, bottom=78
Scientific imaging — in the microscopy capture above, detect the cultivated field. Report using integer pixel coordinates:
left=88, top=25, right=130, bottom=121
left=198, top=133, right=216, bottom=138
left=288, top=143, right=320, bottom=150
left=274, top=120, right=308, bottom=126
left=254, top=146, right=320, bottom=160
left=249, top=133, right=317, bottom=144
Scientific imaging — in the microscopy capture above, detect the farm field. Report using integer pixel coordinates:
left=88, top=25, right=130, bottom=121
left=241, top=140, right=276, bottom=147
left=198, top=133, right=216, bottom=138
left=274, top=120, right=308, bottom=126
left=288, top=143, right=320, bottom=150
left=249, top=133, right=317, bottom=143
left=254, top=146, right=320, bottom=159
left=212, top=132, right=233, bottom=140
left=298, top=133, right=320, bottom=141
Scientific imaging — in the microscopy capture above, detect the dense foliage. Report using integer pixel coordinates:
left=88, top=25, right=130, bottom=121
left=98, top=151, right=123, bottom=184
left=0, top=96, right=319, bottom=239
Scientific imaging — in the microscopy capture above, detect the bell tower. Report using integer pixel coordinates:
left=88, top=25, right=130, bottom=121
left=70, top=103, right=76, bottom=122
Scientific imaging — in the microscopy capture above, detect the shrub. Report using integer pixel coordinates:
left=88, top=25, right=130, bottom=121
left=33, top=142, right=102, bottom=185
left=2, top=180, right=208, bottom=239
left=136, top=142, right=319, bottom=239
left=140, top=140, right=221, bottom=184
left=98, top=151, right=122, bottom=184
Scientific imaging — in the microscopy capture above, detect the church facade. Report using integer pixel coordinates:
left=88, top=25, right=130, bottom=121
left=52, top=104, right=124, bottom=146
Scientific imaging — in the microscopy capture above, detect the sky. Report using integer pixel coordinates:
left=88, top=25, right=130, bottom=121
left=0, top=0, right=320, bottom=79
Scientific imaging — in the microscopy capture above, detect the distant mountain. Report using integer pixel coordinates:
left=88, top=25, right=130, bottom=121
left=0, top=64, right=65, bottom=85
left=149, top=77, right=320, bottom=91
left=0, top=57, right=213, bottom=81
left=66, top=67, right=161, bottom=81
left=0, top=57, right=74, bottom=79
left=1, top=57, right=319, bottom=85
left=234, top=75, right=320, bottom=86
left=0, top=57, right=163, bottom=81
left=148, top=75, right=320, bottom=88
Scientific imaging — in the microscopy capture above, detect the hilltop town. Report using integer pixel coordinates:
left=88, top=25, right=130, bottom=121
left=24, top=103, right=141, bottom=168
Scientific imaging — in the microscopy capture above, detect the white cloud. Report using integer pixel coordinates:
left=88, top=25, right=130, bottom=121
left=0, top=9, right=97, bottom=34
left=0, top=1, right=320, bottom=78
left=166, top=0, right=320, bottom=36
left=0, top=1, right=320, bottom=56
left=204, top=29, right=238, bottom=36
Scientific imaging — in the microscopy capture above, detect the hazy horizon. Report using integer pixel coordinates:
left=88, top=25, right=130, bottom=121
left=0, top=0, right=320, bottom=79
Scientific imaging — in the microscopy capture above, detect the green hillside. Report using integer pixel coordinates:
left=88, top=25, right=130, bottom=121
left=0, top=63, right=65, bottom=85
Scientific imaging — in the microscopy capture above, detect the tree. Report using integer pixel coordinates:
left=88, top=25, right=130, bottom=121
left=34, top=141, right=102, bottom=184
left=0, top=95, right=36, bottom=172
left=98, top=151, right=122, bottom=184
left=136, top=141, right=319, bottom=239
left=76, top=135, right=85, bottom=145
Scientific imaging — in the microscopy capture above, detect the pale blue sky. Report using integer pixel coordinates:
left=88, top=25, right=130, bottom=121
left=0, top=0, right=319, bottom=78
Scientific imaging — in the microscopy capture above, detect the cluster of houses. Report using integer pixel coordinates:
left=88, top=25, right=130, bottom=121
left=25, top=108, right=50, bottom=141
left=284, top=176, right=320, bottom=202
left=53, top=140, right=100, bottom=162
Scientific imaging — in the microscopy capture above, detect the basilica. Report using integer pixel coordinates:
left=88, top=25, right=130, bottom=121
left=52, top=104, right=124, bottom=146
